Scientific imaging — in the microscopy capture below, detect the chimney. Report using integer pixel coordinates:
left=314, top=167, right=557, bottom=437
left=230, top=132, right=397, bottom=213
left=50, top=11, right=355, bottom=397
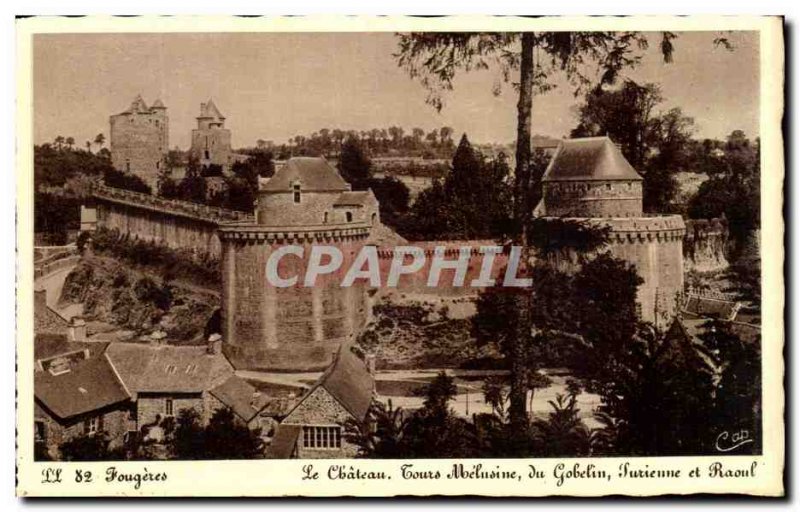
left=207, top=333, right=222, bottom=355
left=150, top=330, right=167, bottom=347
left=68, top=317, right=87, bottom=343
left=34, top=288, right=47, bottom=312
left=365, top=353, right=376, bottom=375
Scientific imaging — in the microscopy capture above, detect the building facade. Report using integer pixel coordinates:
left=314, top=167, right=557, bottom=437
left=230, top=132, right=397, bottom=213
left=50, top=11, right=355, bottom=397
left=269, top=347, right=374, bottom=459
left=109, top=95, right=169, bottom=188
left=535, top=136, right=686, bottom=329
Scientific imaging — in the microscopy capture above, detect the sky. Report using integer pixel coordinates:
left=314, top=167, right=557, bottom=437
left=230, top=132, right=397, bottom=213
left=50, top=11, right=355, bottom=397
left=32, top=31, right=759, bottom=149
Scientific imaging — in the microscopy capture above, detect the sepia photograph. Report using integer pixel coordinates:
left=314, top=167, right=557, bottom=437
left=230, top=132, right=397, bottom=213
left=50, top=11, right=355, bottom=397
left=15, top=15, right=784, bottom=497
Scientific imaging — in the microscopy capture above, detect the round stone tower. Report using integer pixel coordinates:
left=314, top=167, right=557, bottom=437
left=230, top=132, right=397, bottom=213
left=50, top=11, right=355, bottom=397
left=535, top=137, right=686, bottom=329
left=218, top=157, right=378, bottom=371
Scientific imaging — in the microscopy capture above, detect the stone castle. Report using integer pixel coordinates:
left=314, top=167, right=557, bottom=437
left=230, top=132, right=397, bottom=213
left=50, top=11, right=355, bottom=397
left=110, top=96, right=238, bottom=189
left=535, top=137, right=686, bottom=328
left=189, top=99, right=234, bottom=170
left=94, top=134, right=696, bottom=371
left=109, top=95, right=169, bottom=188
left=219, top=158, right=380, bottom=371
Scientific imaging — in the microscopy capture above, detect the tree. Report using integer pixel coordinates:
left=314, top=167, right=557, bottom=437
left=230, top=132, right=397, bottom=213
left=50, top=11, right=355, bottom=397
left=571, top=80, right=695, bottom=212
left=532, top=392, right=592, bottom=456
left=94, top=132, right=106, bottom=149
left=401, top=135, right=513, bottom=240
left=65, top=136, right=75, bottom=150
left=365, top=175, right=410, bottom=229
left=59, top=432, right=112, bottom=461
left=337, top=136, right=373, bottom=189
left=171, top=408, right=206, bottom=460
left=103, top=167, right=152, bottom=194
left=203, top=408, right=263, bottom=459
left=344, top=400, right=408, bottom=458
left=688, top=131, right=760, bottom=254
left=395, top=30, right=714, bottom=430
left=177, top=155, right=207, bottom=203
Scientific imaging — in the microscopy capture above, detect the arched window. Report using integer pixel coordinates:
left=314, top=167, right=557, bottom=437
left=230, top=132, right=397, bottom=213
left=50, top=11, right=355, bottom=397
left=323, top=212, right=329, bottom=224
left=346, top=211, right=353, bottom=223
left=371, top=213, right=377, bottom=225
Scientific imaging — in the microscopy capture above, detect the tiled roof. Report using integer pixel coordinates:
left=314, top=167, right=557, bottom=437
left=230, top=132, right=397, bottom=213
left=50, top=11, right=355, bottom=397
left=315, top=347, right=374, bottom=422
left=267, top=424, right=301, bottom=459
left=683, top=295, right=741, bottom=321
left=543, top=136, right=642, bottom=182
left=261, top=157, right=350, bottom=192
left=333, top=191, right=373, bottom=207
left=210, top=376, right=270, bottom=423
left=105, top=343, right=233, bottom=394
left=35, top=354, right=130, bottom=420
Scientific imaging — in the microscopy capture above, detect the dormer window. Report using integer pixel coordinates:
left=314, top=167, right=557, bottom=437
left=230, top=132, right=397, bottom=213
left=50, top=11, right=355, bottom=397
left=293, top=183, right=301, bottom=204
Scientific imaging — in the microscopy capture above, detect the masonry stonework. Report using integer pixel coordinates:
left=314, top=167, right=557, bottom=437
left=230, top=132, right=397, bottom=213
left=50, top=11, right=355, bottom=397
left=109, top=95, right=168, bottom=189
left=282, top=387, right=359, bottom=459
left=536, top=137, right=686, bottom=329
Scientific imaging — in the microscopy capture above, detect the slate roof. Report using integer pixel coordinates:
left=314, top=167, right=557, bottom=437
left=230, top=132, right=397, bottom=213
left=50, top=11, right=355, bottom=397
left=210, top=376, right=271, bottom=423
left=105, top=343, right=233, bottom=395
left=198, top=99, right=225, bottom=120
left=35, top=333, right=109, bottom=365
left=267, top=424, right=301, bottom=459
left=261, top=157, right=351, bottom=192
left=311, top=347, right=374, bottom=422
left=683, top=295, right=741, bottom=321
left=333, top=191, right=373, bottom=207
left=35, top=354, right=130, bottom=420
left=542, top=136, right=642, bottom=182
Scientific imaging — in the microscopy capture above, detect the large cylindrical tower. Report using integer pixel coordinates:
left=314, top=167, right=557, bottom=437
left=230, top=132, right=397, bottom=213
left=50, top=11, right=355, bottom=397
left=536, top=137, right=686, bottom=329
left=218, top=158, right=378, bottom=370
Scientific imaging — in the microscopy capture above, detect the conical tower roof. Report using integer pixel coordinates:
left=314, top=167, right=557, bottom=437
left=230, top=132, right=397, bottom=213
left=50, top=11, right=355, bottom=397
left=151, top=99, right=166, bottom=109
left=198, top=98, right=225, bottom=120
left=542, top=136, right=642, bottom=182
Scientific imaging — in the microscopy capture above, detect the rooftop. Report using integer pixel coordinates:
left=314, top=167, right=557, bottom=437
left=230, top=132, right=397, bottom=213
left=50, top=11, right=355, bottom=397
left=261, top=157, right=351, bottom=193
left=308, top=346, right=374, bottom=421
left=198, top=99, right=225, bottom=120
left=210, top=375, right=271, bottom=423
left=105, top=342, right=233, bottom=395
left=542, top=136, right=643, bottom=182
left=35, top=354, right=130, bottom=420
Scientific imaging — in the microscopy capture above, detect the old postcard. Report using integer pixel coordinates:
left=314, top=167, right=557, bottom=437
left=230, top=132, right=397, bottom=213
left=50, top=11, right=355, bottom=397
left=15, top=15, right=784, bottom=497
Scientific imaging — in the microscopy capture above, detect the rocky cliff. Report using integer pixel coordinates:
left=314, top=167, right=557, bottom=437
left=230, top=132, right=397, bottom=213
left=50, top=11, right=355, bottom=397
left=684, top=218, right=730, bottom=273
left=60, top=256, right=220, bottom=343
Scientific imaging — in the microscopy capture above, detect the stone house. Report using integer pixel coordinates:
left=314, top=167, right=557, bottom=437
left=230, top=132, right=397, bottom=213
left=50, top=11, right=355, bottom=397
left=104, top=341, right=235, bottom=428
left=269, top=347, right=375, bottom=459
left=34, top=353, right=133, bottom=459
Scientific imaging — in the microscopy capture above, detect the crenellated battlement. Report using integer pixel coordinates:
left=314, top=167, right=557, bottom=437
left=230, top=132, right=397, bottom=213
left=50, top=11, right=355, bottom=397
left=93, top=184, right=253, bottom=224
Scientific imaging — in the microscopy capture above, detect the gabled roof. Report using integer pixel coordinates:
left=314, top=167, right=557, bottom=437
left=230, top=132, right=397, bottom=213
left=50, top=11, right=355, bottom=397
left=198, top=99, right=225, bottom=120
left=333, top=190, right=374, bottom=207
left=35, top=354, right=130, bottom=420
left=683, top=295, right=741, bottom=321
left=121, top=95, right=149, bottom=114
left=105, top=343, right=233, bottom=394
left=542, top=136, right=642, bottom=182
left=267, top=424, right=301, bottom=459
left=310, top=347, right=374, bottom=422
left=210, top=376, right=271, bottom=423
left=261, top=157, right=350, bottom=193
